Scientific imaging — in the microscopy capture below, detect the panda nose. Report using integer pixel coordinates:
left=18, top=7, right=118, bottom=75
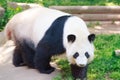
left=79, top=64, right=85, bottom=67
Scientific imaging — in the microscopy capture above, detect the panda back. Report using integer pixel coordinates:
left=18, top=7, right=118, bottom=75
left=5, top=7, right=70, bottom=47
left=31, top=7, right=70, bottom=47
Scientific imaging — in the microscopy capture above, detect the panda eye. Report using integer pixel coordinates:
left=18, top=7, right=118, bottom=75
left=85, top=52, right=90, bottom=58
left=73, top=52, right=79, bottom=59
left=67, top=34, right=76, bottom=43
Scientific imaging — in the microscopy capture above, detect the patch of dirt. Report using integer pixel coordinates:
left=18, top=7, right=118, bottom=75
left=88, top=21, right=120, bottom=34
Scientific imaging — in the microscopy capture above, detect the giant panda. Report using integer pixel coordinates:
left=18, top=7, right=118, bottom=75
left=4, top=7, right=95, bottom=74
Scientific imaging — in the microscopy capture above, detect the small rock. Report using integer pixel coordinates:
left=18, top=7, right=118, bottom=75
left=0, top=40, right=15, bottom=64
left=8, top=2, right=29, bottom=9
left=115, top=50, right=120, bottom=56
left=0, top=7, right=5, bottom=17
left=8, top=2, right=42, bottom=10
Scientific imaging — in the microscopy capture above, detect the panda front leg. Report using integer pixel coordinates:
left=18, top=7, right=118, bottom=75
left=34, top=47, right=55, bottom=74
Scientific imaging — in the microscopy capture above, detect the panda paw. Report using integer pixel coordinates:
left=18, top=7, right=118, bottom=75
left=13, top=62, right=26, bottom=67
left=40, top=67, right=55, bottom=74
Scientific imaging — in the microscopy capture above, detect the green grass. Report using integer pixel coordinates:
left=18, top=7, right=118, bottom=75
left=43, top=0, right=120, bottom=7
left=2, top=0, right=120, bottom=6
left=1, top=0, right=120, bottom=30
left=0, top=0, right=120, bottom=79
left=0, top=7, right=22, bottom=31
left=53, top=34, right=120, bottom=80
left=0, top=0, right=119, bottom=30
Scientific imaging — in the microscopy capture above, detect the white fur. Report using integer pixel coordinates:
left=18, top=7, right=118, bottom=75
left=63, top=16, right=94, bottom=66
left=5, top=7, right=94, bottom=66
left=31, top=8, right=70, bottom=46
left=5, top=7, right=70, bottom=46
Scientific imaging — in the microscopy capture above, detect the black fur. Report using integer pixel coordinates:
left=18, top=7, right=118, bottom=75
left=13, top=46, right=25, bottom=67
left=13, top=40, right=35, bottom=68
left=67, top=34, right=76, bottom=43
left=20, top=40, right=35, bottom=68
left=85, top=52, right=90, bottom=58
left=88, top=34, right=95, bottom=42
left=13, top=40, right=25, bottom=67
left=34, top=15, right=71, bottom=74
left=13, top=15, right=71, bottom=74
left=73, top=52, right=79, bottom=59
left=70, top=64, right=88, bottom=80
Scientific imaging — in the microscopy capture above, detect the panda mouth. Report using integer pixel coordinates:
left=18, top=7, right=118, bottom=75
left=78, top=64, right=86, bottom=67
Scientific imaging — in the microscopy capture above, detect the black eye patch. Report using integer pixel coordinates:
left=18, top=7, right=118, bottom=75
left=85, top=52, right=90, bottom=58
left=67, top=34, right=76, bottom=43
left=73, top=52, right=79, bottom=59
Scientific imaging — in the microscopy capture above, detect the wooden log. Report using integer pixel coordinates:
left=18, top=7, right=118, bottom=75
left=74, top=14, right=120, bottom=21
left=0, top=7, right=5, bottom=17
left=50, top=6, right=120, bottom=14
left=8, top=2, right=42, bottom=10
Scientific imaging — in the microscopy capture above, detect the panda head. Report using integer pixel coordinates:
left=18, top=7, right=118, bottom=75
left=67, top=33, right=95, bottom=67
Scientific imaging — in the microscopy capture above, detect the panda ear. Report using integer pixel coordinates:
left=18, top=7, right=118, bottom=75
left=67, top=34, right=76, bottom=43
left=88, top=34, right=95, bottom=42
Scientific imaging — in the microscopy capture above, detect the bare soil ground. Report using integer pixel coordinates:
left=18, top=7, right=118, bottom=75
left=88, top=21, right=120, bottom=34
